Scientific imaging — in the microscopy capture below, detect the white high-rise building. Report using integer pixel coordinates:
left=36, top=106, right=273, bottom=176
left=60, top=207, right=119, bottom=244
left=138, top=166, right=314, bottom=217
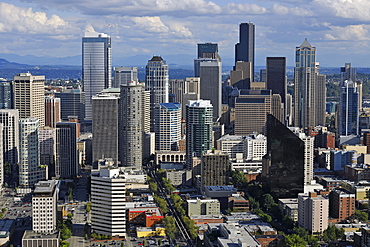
left=19, top=118, right=44, bottom=191
left=154, top=102, right=181, bottom=151
left=82, top=31, right=111, bottom=123
left=91, top=167, right=126, bottom=237
left=32, top=180, right=58, bottom=234
left=13, top=73, right=45, bottom=127
left=245, top=133, right=267, bottom=161
left=0, top=109, right=19, bottom=165
left=298, top=192, right=328, bottom=233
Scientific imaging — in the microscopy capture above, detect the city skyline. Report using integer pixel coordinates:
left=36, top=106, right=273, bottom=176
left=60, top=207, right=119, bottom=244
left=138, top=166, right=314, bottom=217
left=0, top=0, right=370, bottom=67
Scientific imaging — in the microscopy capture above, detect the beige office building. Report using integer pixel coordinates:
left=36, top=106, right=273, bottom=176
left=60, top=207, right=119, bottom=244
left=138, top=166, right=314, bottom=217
left=14, top=73, right=45, bottom=127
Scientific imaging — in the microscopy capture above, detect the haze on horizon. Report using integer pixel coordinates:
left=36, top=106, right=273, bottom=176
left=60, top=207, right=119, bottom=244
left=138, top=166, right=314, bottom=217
left=0, top=0, right=370, bottom=67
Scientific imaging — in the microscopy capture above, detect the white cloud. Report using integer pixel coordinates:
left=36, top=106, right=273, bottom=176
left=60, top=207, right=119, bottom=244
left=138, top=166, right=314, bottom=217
left=225, top=3, right=267, bottom=14
left=313, top=0, right=370, bottom=21
left=131, top=16, right=169, bottom=33
left=324, top=24, right=370, bottom=40
left=0, top=2, right=75, bottom=35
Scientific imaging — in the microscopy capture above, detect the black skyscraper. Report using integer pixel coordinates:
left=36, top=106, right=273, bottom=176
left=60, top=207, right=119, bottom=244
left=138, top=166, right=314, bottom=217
left=235, top=23, right=255, bottom=79
left=266, top=57, right=286, bottom=103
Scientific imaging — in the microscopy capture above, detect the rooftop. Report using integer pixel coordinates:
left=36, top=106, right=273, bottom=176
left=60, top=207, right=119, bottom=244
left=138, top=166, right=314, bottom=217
left=22, top=230, right=60, bottom=240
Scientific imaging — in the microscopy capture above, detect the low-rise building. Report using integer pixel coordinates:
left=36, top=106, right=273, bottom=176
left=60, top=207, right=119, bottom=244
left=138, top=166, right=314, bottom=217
left=228, top=194, right=250, bottom=212
left=165, top=170, right=192, bottom=187
left=329, top=189, right=355, bottom=221
left=0, top=220, right=15, bottom=246
left=22, top=230, right=60, bottom=247
left=278, top=198, right=298, bottom=222
left=128, top=207, right=164, bottom=227
left=187, top=198, right=220, bottom=216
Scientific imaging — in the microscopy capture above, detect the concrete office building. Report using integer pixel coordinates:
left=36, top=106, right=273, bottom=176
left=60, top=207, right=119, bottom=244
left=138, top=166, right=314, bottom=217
left=119, top=81, right=144, bottom=169
left=235, top=23, right=255, bottom=81
left=195, top=43, right=222, bottom=121
left=230, top=61, right=253, bottom=89
left=82, top=31, right=111, bottom=123
left=55, top=88, right=85, bottom=124
left=154, top=102, right=181, bottom=151
left=187, top=198, right=220, bottom=216
left=113, top=67, right=138, bottom=88
left=19, top=118, right=44, bottom=191
left=201, top=150, right=230, bottom=190
left=14, top=72, right=45, bottom=127
left=186, top=100, right=213, bottom=168
left=0, top=80, right=13, bottom=109
left=182, top=77, right=201, bottom=120
left=39, top=127, right=56, bottom=169
left=169, top=79, right=185, bottom=103
left=55, top=121, right=79, bottom=178
left=245, top=133, right=267, bottom=161
left=234, top=89, right=271, bottom=135
left=315, top=74, right=327, bottom=127
left=216, top=135, right=246, bottom=159
left=0, top=110, right=19, bottom=165
left=32, top=180, right=58, bottom=233
left=92, top=93, right=119, bottom=166
left=91, top=167, right=126, bottom=237
left=145, top=56, right=169, bottom=131
left=44, top=95, right=61, bottom=128
left=298, top=192, right=329, bottom=233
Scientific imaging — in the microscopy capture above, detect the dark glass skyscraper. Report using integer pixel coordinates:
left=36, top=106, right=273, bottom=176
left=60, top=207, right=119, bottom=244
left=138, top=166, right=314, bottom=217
left=340, top=80, right=359, bottom=136
left=235, top=23, right=255, bottom=79
left=0, top=80, right=13, bottom=109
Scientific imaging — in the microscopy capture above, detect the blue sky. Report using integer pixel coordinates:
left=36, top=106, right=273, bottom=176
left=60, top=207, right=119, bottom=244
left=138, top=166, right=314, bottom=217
left=1, top=0, right=370, bottom=67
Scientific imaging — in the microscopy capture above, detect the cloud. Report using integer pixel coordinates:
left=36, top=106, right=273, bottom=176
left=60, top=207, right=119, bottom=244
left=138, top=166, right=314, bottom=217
left=324, top=24, right=370, bottom=41
left=313, top=0, right=370, bottom=21
left=224, top=3, right=267, bottom=15
left=131, top=16, right=169, bottom=33
left=0, top=2, right=75, bottom=35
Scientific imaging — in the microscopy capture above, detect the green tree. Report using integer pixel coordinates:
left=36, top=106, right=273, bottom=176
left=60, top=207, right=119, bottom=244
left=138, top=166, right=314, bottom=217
left=353, top=209, right=368, bottom=222
left=292, top=227, right=309, bottom=239
left=182, top=216, right=199, bottom=239
left=230, top=170, right=248, bottom=188
left=322, top=225, right=344, bottom=242
left=306, top=235, right=319, bottom=247
left=149, top=182, right=158, bottom=193
left=261, top=194, right=275, bottom=212
left=60, top=241, right=70, bottom=247
left=86, top=202, right=91, bottom=212
left=285, top=234, right=307, bottom=247
left=67, top=213, right=73, bottom=219
left=163, top=216, right=177, bottom=240
left=1, top=208, right=6, bottom=213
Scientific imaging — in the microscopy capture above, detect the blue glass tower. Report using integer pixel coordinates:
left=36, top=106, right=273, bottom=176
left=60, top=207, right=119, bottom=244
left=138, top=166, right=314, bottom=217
left=340, top=80, right=359, bottom=136
left=0, top=80, right=13, bottom=109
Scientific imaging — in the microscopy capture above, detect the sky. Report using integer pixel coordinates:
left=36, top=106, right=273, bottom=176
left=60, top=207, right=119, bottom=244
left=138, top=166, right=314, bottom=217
left=1, top=0, right=370, bottom=67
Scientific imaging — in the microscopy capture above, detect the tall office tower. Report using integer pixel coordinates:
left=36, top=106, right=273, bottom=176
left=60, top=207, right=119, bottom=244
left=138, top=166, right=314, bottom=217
left=234, top=89, right=272, bottom=135
left=169, top=79, right=185, bottom=107
left=294, top=39, right=319, bottom=129
left=142, top=90, right=151, bottom=134
left=145, top=56, right=169, bottom=131
left=44, top=95, right=61, bottom=128
left=92, top=93, right=119, bottom=167
left=119, top=81, right=144, bottom=169
left=186, top=100, right=213, bottom=168
left=339, top=80, right=359, bottom=136
left=0, top=110, right=19, bottom=165
left=271, top=94, right=283, bottom=122
left=32, top=180, right=58, bottom=234
left=55, top=121, right=79, bottom=178
left=315, top=74, right=326, bottom=126
left=266, top=57, right=286, bottom=120
left=230, top=61, right=253, bottom=89
left=260, top=69, right=266, bottom=82
left=14, top=72, right=45, bottom=127
left=194, top=43, right=222, bottom=121
left=82, top=31, right=111, bottom=123
left=55, top=88, right=85, bottom=124
left=235, top=23, right=255, bottom=80
left=39, top=127, right=55, bottom=170
left=19, top=118, right=42, bottom=190
left=183, top=77, right=201, bottom=120
left=91, top=167, right=126, bottom=237
left=154, top=102, right=181, bottom=151
left=341, top=63, right=356, bottom=86
left=298, top=192, right=329, bottom=233
left=0, top=79, right=13, bottom=109
left=113, top=67, right=138, bottom=88
left=201, top=150, right=230, bottom=190
left=261, top=114, right=313, bottom=198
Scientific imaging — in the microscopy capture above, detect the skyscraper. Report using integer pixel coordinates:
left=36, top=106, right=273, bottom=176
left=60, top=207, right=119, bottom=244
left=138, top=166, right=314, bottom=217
left=119, top=81, right=144, bottom=169
left=55, top=88, right=85, bottom=124
left=44, top=95, right=61, bottom=128
left=0, top=123, right=3, bottom=190
left=341, top=63, right=356, bottom=86
left=194, top=43, right=222, bottom=121
left=82, top=31, right=111, bottom=123
left=145, top=56, right=169, bottom=131
left=55, top=121, right=79, bottom=178
left=186, top=100, right=213, bottom=168
left=266, top=57, right=286, bottom=121
left=14, top=72, right=45, bottom=127
left=154, top=102, right=181, bottom=151
left=294, top=39, right=318, bottom=129
left=19, top=117, right=44, bottom=191
left=235, top=23, right=255, bottom=80
left=0, top=109, right=19, bottom=165
left=339, top=80, right=359, bottom=136
left=0, top=79, right=13, bottom=109
left=92, top=93, right=119, bottom=166
left=113, top=67, right=138, bottom=88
